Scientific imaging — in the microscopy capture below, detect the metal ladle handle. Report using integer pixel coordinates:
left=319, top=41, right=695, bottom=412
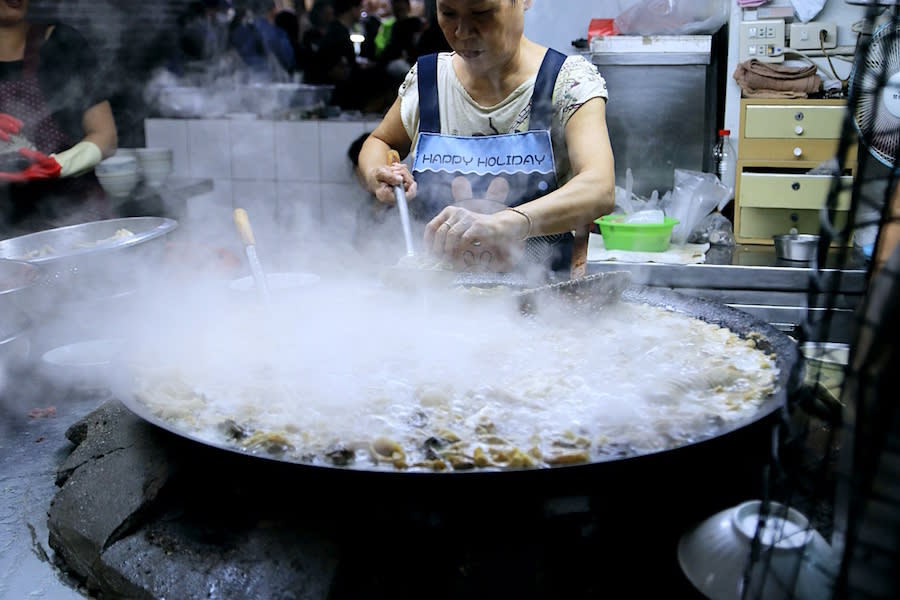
left=387, top=150, right=415, bottom=257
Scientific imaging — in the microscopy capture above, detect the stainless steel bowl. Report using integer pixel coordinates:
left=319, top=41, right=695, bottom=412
left=0, top=258, right=42, bottom=323
left=0, top=308, right=32, bottom=365
left=773, top=233, right=819, bottom=262
left=0, top=258, right=37, bottom=364
left=0, top=217, right=178, bottom=310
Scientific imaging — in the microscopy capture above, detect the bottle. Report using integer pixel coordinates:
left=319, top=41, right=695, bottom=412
left=714, top=129, right=737, bottom=202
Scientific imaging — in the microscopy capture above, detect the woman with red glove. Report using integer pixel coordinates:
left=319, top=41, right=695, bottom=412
left=0, top=0, right=118, bottom=236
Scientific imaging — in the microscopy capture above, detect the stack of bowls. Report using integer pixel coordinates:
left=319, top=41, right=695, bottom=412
left=135, top=147, right=174, bottom=188
left=95, top=156, right=140, bottom=199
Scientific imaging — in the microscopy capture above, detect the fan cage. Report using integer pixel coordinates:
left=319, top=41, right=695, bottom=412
left=734, top=5, right=900, bottom=600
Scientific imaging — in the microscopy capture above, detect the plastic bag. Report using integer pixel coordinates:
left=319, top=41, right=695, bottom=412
left=614, top=0, right=729, bottom=36
left=688, top=212, right=735, bottom=246
left=791, top=0, right=826, bottom=24
left=662, top=169, right=731, bottom=245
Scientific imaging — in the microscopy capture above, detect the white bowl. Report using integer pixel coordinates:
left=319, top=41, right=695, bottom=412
left=134, top=148, right=173, bottom=187
left=96, top=155, right=138, bottom=176
left=135, top=147, right=173, bottom=161
left=97, top=171, right=140, bottom=198
left=678, top=500, right=839, bottom=600
left=228, top=271, right=320, bottom=293
left=141, top=168, right=173, bottom=188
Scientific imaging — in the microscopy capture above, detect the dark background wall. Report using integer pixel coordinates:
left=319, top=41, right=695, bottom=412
left=29, top=0, right=196, bottom=146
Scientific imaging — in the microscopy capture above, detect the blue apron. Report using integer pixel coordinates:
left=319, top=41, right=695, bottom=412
left=412, top=49, right=572, bottom=271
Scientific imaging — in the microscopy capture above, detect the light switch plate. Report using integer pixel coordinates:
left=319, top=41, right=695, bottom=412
left=739, top=19, right=786, bottom=63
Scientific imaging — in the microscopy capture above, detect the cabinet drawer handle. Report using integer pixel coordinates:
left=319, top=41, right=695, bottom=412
left=794, top=125, right=804, bottom=136
left=791, top=182, right=801, bottom=191
left=795, top=112, right=804, bottom=121
left=793, top=147, right=803, bottom=157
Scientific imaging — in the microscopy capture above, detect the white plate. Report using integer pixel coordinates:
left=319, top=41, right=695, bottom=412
left=41, top=338, right=124, bottom=368
left=228, top=272, right=321, bottom=293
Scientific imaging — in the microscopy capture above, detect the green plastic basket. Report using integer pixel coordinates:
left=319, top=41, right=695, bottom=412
left=595, top=215, right=680, bottom=252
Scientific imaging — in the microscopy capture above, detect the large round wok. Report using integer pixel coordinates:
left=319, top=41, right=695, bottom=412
left=114, top=284, right=799, bottom=519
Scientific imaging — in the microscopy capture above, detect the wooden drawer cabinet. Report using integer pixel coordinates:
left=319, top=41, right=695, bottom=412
left=734, top=98, right=856, bottom=244
left=743, top=104, right=844, bottom=140
left=740, top=172, right=853, bottom=211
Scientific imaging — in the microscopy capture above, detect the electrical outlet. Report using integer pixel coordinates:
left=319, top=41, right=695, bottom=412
left=739, top=20, right=786, bottom=63
left=789, top=22, right=838, bottom=50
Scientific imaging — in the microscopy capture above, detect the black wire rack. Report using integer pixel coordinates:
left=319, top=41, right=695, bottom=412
left=745, top=5, right=900, bottom=599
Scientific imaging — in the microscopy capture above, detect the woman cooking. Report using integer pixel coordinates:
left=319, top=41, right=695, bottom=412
left=357, top=0, right=614, bottom=275
left=0, top=0, right=117, bottom=237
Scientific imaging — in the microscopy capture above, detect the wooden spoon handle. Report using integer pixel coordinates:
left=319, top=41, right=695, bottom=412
left=233, top=208, right=256, bottom=246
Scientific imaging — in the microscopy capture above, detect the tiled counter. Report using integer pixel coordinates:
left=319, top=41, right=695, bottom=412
left=144, top=117, right=384, bottom=263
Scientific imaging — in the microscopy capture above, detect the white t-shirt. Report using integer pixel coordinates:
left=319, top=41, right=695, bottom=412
left=399, top=52, right=609, bottom=185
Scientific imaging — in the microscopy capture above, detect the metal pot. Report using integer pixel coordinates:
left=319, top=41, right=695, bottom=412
left=773, top=233, right=819, bottom=262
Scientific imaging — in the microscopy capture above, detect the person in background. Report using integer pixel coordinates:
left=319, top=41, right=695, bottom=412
left=0, top=0, right=117, bottom=236
left=168, top=0, right=233, bottom=78
left=300, top=0, right=334, bottom=71
left=306, top=0, right=394, bottom=113
left=412, top=0, right=450, bottom=57
left=357, top=0, right=614, bottom=275
left=229, top=0, right=296, bottom=79
left=358, top=0, right=387, bottom=62
left=274, top=9, right=304, bottom=73
left=375, top=0, right=424, bottom=82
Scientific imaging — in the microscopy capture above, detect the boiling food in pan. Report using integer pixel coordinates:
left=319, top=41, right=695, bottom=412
left=128, top=300, right=779, bottom=472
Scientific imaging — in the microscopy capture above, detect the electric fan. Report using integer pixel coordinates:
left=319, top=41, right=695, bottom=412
left=851, top=19, right=900, bottom=167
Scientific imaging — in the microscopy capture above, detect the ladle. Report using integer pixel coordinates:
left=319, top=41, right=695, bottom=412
left=233, top=208, right=272, bottom=308
left=387, top=149, right=415, bottom=258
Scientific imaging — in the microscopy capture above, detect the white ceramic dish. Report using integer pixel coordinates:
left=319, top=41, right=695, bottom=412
left=42, top=338, right=124, bottom=368
left=228, top=271, right=321, bottom=293
left=678, top=500, right=838, bottom=600
left=41, top=338, right=124, bottom=388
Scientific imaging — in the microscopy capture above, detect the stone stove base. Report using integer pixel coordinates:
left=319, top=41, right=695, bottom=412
left=47, top=401, right=767, bottom=599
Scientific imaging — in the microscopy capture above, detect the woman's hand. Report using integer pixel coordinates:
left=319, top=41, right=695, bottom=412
left=368, top=161, right=417, bottom=206
left=424, top=206, right=528, bottom=272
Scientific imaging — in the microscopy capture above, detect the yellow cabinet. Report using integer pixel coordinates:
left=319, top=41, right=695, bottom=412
left=743, top=105, right=845, bottom=139
left=734, top=98, right=856, bottom=244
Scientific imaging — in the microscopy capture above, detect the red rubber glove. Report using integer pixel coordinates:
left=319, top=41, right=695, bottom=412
left=0, top=113, right=23, bottom=141
left=0, top=148, right=61, bottom=182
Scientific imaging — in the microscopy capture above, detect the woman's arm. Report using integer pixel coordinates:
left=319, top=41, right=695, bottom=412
left=81, top=100, right=118, bottom=159
left=50, top=100, right=118, bottom=178
left=357, top=97, right=415, bottom=204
